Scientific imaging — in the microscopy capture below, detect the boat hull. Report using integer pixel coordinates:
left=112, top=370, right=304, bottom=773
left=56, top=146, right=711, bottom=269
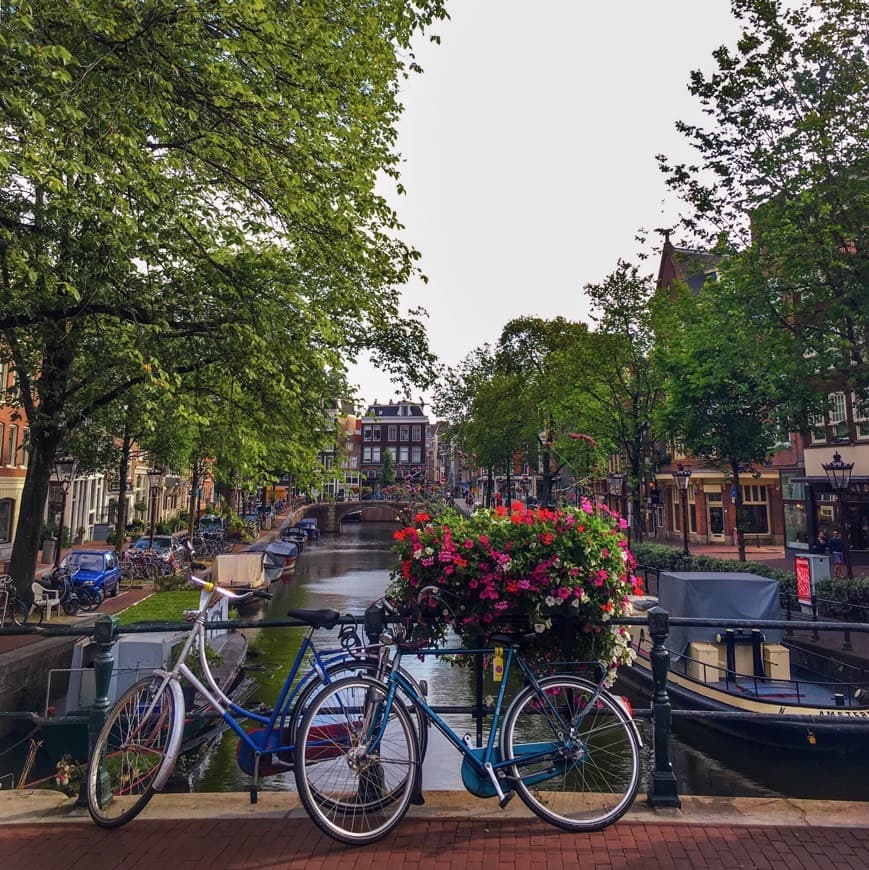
left=617, top=655, right=869, bottom=753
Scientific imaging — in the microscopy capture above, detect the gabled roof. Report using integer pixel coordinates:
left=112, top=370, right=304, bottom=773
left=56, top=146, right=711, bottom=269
left=656, top=240, right=721, bottom=294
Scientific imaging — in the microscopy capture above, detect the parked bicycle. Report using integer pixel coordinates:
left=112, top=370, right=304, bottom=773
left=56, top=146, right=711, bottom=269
left=293, top=585, right=642, bottom=845
left=0, top=574, right=28, bottom=627
left=86, top=575, right=428, bottom=828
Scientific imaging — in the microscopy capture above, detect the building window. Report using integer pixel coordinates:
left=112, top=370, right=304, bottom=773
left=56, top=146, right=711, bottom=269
left=363, top=446, right=371, bottom=462
left=400, top=425, right=409, bottom=442
left=411, top=425, right=422, bottom=441
left=5, top=425, right=16, bottom=466
left=387, top=425, right=397, bottom=441
left=411, top=446, right=421, bottom=463
left=372, top=425, right=381, bottom=442
left=742, top=485, right=769, bottom=535
left=363, top=427, right=372, bottom=441
left=0, top=498, right=12, bottom=544
left=399, top=446, right=409, bottom=462
left=21, top=428, right=29, bottom=466
left=372, top=447, right=381, bottom=463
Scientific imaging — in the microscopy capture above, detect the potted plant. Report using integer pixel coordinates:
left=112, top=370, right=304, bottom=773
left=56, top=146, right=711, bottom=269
left=388, top=502, right=641, bottom=684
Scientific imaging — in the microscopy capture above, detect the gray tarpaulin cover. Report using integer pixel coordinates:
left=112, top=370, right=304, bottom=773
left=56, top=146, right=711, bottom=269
left=658, top=572, right=782, bottom=657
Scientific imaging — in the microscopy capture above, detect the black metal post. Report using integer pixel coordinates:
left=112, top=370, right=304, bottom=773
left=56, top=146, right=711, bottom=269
left=54, top=490, right=68, bottom=568
left=680, top=492, right=689, bottom=556
left=646, top=606, right=681, bottom=808
left=76, top=614, right=118, bottom=806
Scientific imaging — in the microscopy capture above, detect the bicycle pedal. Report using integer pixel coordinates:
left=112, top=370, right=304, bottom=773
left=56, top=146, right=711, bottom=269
left=498, top=791, right=515, bottom=809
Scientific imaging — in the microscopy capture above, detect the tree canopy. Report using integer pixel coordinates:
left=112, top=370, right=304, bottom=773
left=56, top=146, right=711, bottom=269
left=0, top=0, right=447, bottom=594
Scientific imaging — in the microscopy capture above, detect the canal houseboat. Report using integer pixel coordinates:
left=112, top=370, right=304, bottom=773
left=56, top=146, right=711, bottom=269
left=618, top=572, right=869, bottom=753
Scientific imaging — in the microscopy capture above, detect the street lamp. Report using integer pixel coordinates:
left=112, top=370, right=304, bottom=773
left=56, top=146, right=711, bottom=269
left=673, top=465, right=692, bottom=557
left=822, top=451, right=854, bottom=580
left=53, top=455, right=78, bottom=568
left=146, top=467, right=165, bottom=547
left=607, top=471, right=628, bottom=542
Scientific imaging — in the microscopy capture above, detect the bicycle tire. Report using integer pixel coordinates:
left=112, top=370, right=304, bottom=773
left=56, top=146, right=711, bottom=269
left=501, top=675, right=640, bottom=832
left=87, top=677, right=183, bottom=828
left=294, top=676, right=420, bottom=845
left=62, top=597, right=80, bottom=616
left=76, top=587, right=102, bottom=612
left=9, top=598, right=28, bottom=627
left=291, top=658, right=430, bottom=763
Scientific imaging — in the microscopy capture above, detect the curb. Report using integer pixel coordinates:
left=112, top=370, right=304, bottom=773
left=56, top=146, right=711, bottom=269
left=2, top=790, right=869, bottom=829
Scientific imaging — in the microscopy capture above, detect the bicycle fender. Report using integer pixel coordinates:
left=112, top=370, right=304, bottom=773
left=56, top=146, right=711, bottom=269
left=152, top=679, right=187, bottom=793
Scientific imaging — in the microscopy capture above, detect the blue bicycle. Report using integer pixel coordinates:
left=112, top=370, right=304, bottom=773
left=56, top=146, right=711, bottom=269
left=293, top=586, right=641, bottom=845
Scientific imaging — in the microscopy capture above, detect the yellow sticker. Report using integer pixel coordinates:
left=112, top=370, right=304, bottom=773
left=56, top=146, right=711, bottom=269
left=493, top=647, right=504, bottom=682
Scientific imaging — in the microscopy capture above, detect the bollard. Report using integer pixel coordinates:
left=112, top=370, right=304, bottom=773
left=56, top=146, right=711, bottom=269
left=646, top=606, right=681, bottom=809
left=75, top=614, right=119, bottom=806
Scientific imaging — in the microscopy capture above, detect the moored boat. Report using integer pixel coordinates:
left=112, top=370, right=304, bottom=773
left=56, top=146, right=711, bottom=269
left=618, top=571, right=869, bottom=753
left=247, top=539, right=298, bottom=581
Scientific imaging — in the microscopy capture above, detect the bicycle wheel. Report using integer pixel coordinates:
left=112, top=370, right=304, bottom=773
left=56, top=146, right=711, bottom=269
left=76, top=587, right=102, bottom=612
left=294, top=676, right=420, bottom=845
left=501, top=675, right=640, bottom=832
left=8, top=598, right=28, bottom=626
left=87, top=677, right=182, bottom=828
left=292, top=658, right=430, bottom=763
left=25, top=601, right=43, bottom=626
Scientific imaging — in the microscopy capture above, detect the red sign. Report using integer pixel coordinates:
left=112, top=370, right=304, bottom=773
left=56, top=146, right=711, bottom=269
left=795, top=556, right=812, bottom=605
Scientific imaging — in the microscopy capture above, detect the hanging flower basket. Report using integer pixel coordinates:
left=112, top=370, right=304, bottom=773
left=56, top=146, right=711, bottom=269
left=388, top=502, right=641, bottom=683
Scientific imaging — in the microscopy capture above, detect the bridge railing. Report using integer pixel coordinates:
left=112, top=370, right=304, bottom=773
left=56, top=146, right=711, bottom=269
left=2, top=610, right=868, bottom=810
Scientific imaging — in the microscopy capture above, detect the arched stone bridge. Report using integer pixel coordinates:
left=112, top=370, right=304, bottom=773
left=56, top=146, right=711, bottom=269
left=293, top=500, right=419, bottom=534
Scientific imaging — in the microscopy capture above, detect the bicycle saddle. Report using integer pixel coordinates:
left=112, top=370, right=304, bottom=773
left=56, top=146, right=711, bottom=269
left=286, top=608, right=341, bottom=630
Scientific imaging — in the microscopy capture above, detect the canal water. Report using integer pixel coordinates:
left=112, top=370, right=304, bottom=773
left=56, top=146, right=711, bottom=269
left=2, top=521, right=862, bottom=800
left=178, top=522, right=866, bottom=802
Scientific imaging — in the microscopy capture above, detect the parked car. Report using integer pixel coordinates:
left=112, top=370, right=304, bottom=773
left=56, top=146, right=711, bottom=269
left=129, top=533, right=188, bottom=573
left=62, top=548, right=122, bottom=597
left=198, top=514, right=226, bottom=535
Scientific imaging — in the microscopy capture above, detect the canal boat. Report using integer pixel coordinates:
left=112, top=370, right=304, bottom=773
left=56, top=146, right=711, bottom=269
left=295, top=517, right=320, bottom=540
left=13, top=595, right=253, bottom=783
left=211, top=552, right=267, bottom=594
left=247, top=539, right=299, bottom=581
left=618, top=571, right=869, bottom=753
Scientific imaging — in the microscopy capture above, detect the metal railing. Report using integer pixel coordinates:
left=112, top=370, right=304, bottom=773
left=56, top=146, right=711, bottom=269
left=2, top=608, right=869, bottom=811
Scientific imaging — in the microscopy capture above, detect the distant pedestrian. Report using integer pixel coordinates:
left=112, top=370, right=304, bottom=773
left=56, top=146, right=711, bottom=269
left=829, top=529, right=844, bottom=578
left=811, top=530, right=828, bottom=555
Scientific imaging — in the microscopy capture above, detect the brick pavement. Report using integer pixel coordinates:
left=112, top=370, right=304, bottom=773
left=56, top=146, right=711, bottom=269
left=2, top=816, right=869, bottom=870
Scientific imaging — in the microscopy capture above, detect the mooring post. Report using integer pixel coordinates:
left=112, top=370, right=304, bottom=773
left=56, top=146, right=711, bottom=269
left=646, top=605, right=681, bottom=809
left=75, top=614, right=119, bottom=806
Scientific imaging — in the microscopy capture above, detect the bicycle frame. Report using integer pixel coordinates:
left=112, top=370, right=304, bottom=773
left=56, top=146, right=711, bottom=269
left=375, top=644, right=608, bottom=804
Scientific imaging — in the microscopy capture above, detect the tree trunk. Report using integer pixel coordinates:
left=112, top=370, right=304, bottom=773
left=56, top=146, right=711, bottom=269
left=730, top=457, right=747, bottom=563
left=9, top=432, right=62, bottom=602
left=114, top=430, right=133, bottom=556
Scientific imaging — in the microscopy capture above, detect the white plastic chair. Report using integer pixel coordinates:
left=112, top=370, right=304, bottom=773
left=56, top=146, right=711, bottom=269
left=32, top=582, right=61, bottom=621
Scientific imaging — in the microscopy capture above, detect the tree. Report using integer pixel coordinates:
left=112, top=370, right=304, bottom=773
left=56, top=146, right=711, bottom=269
left=0, top=1, right=447, bottom=598
left=379, top=449, right=396, bottom=489
left=652, top=276, right=805, bottom=561
left=581, top=261, right=664, bottom=541
left=659, top=0, right=868, bottom=393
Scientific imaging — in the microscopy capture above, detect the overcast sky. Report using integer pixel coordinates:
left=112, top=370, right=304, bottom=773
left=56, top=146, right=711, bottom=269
left=349, top=1, right=742, bottom=407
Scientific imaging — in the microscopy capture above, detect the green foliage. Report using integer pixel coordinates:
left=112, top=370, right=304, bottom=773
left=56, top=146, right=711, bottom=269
left=813, top=577, right=869, bottom=624
left=379, top=449, right=396, bottom=487
left=659, top=0, right=868, bottom=394
left=0, top=0, right=448, bottom=593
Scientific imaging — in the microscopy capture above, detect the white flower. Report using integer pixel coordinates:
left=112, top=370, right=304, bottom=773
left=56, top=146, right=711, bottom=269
left=544, top=595, right=557, bottom=607
left=534, top=623, right=546, bottom=633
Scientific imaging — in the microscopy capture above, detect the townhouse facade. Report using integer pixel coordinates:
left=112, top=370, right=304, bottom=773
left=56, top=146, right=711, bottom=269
left=359, top=400, right=430, bottom=488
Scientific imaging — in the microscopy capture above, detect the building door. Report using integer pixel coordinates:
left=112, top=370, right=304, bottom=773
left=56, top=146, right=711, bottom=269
left=706, top=492, right=725, bottom=542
